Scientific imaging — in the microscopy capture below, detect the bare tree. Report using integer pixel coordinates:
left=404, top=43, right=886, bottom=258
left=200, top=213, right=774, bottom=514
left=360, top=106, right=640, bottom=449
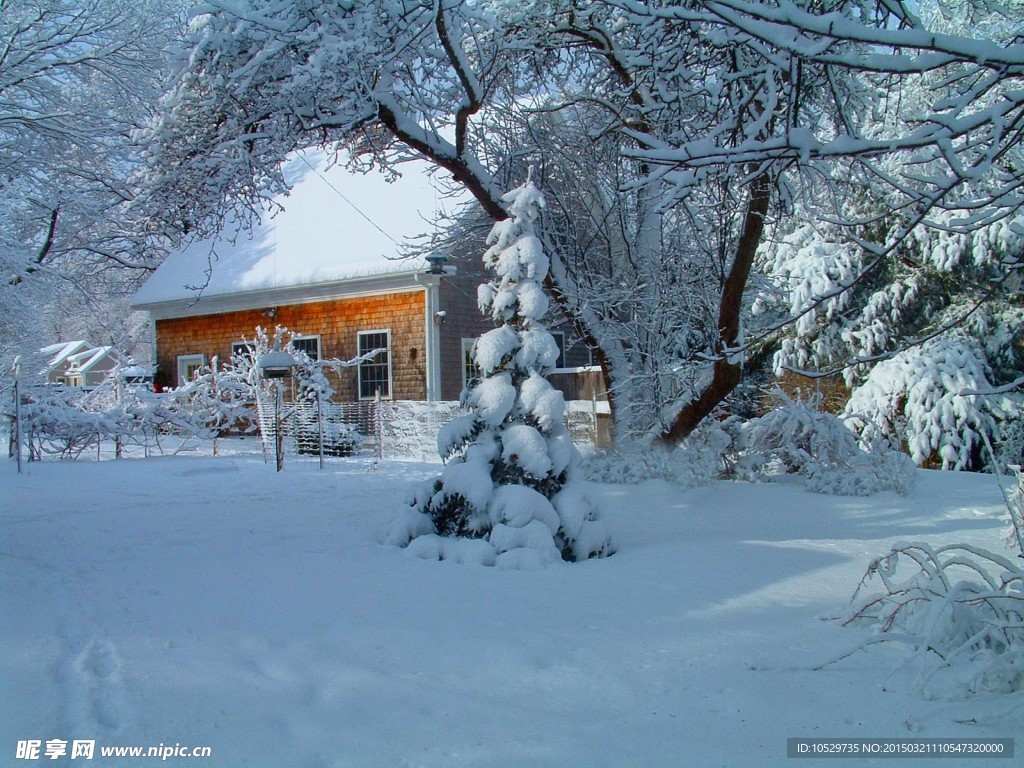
left=0, top=0, right=182, bottom=373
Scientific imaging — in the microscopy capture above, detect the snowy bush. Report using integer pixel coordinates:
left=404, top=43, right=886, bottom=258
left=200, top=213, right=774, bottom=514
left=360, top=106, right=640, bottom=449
left=389, top=178, right=614, bottom=566
left=845, top=542, right=1024, bottom=696
left=7, top=356, right=258, bottom=460
left=581, top=419, right=731, bottom=486
left=736, top=390, right=915, bottom=496
left=996, top=419, right=1024, bottom=469
left=759, top=207, right=1024, bottom=472
left=15, top=387, right=120, bottom=459
left=168, top=358, right=255, bottom=438
left=999, top=465, right=1024, bottom=557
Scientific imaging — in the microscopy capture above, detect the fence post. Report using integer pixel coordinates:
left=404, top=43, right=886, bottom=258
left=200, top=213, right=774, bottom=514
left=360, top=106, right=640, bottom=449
left=11, top=357, right=23, bottom=474
left=275, top=381, right=285, bottom=472
left=374, top=390, right=383, bottom=464
left=211, top=356, right=219, bottom=457
left=114, top=370, right=123, bottom=459
left=317, top=388, right=324, bottom=470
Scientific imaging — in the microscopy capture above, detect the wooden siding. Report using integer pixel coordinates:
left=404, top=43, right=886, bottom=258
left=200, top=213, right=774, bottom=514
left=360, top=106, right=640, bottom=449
left=155, top=291, right=427, bottom=400
left=438, top=253, right=495, bottom=400
left=436, top=247, right=603, bottom=400
left=766, top=370, right=850, bottom=414
left=547, top=368, right=606, bottom=401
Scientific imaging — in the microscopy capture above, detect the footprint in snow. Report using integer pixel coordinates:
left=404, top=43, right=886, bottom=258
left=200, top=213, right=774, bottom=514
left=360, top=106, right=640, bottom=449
left=59, top=637, right=130, bottom=733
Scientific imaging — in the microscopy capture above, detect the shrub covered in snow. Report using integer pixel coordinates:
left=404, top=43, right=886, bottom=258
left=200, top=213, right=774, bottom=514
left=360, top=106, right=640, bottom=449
left=845, top=542, right=1024, bottom=696
left=389, top=178, right=614, bottom=567
left=1000, top=465, right=1024, bottom=558
left=581, top=418, right=732, bottom=486
left=14, top=386, right=121, bottom=459
left=736, top=390, right=915, bottom=496
left=7, top=356, right=257, bottom=459
left=841, top=466, right=1024, bottom=698
left=292, top=408, right=361, bottom=457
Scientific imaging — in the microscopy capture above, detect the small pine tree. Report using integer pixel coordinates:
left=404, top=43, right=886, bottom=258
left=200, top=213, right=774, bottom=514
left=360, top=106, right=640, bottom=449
left=392, top=177, right=614, bottom=566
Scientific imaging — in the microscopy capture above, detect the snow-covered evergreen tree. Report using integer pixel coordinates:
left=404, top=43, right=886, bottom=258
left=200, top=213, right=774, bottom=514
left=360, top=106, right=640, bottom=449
left=756, top=205, right=1023, bottom=470
left=391, top=178, right=614, bottom=567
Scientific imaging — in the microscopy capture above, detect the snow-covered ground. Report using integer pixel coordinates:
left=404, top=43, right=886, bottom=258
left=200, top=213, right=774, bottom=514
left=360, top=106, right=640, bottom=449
left=1, top=447, right=1019, bottom=767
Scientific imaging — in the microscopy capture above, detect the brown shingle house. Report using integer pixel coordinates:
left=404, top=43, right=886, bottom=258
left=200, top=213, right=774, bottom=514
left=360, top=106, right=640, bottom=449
left=132, top=151, right=605, bottom=406
left=131, top=151, right=497, bottom=401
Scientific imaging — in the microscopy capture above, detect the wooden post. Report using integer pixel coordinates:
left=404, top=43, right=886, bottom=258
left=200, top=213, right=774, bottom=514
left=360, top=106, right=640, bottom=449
left=275, top=380, right=285, bottom=472
left=374, top=390, right=383, bottom=464
left=316, top=388, right=324, bottom=471
left=114, top=371, right=123, bottom=459
left=11, top=357, right=23, bottom=474
left=211, top=356, right=219, bottom=457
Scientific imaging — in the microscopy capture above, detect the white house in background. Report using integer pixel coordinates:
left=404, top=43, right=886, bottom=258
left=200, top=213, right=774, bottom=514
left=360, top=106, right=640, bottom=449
left=62, top=346, right=126, bottom=389
left=38, top=341, right=129, bottom=389
left=39, top=340, right=92, bottom=385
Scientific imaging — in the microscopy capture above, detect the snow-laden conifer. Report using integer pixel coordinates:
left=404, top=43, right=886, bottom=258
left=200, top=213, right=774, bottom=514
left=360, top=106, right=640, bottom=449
left=390, top=178, right=614, bottom=567
left=757, top=207, right=1024, bottom=470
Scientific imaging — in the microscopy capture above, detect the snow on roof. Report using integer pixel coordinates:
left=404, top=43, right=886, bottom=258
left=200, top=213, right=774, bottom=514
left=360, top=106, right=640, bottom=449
left=40, top=340, right=91, bottom=369
left=66, top=346, right=121, bottom=373
left=132, top=150, right=457, bottom=308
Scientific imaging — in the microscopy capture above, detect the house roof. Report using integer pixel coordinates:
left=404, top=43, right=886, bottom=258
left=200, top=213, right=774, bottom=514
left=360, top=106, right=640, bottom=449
left=40, top=340, right=91, bottom=371
left=131, top=150, right=458, bottom=317
left=66, top=346, right=122, bottom=374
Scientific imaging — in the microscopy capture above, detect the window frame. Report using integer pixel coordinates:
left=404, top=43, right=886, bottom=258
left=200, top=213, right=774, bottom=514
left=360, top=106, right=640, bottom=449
left=176, top=353, right=206, bottom=387
left=357, top=329, right=392, bottom=400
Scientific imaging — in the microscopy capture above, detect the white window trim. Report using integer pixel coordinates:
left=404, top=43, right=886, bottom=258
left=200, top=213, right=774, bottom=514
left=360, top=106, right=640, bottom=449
left=357, top=329, right=392, bottom=400
left=176, top=354, right=206, bottom=387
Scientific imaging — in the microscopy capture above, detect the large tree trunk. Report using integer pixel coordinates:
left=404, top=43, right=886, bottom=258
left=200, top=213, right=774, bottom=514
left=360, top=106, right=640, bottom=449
left=658, top=173, right=771, bottom=445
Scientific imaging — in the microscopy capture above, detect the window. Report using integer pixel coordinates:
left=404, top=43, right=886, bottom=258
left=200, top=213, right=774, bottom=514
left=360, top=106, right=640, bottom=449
left=291, top=335, right=321, bottom=361
left=551, top=331, right=566, bottom=369
left=461, top=338, right=479, bottom=389
left=357, top=330, right=391, bottom=399
left=176, top=354, right=206, bottom=386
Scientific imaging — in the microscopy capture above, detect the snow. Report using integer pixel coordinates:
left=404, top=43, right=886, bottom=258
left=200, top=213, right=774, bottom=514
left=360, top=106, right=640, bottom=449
left=465, top=372, right=516, bottom=426
left=2, top=447, right=1018, bottom=767
left=519, top=371, right=566, bottom=430
left=500, top=424, right=552, bottom=478
left=437, top=451, right=494, bottom=513
left=39, top=341, right=90, bottom=368
left=489, top=484, right=560, bottom=535
left=489, top=521, right=561, bottom=567
left=131, top=150, right=454, bottom=307
left=472, top=326, right=519, bottom=376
